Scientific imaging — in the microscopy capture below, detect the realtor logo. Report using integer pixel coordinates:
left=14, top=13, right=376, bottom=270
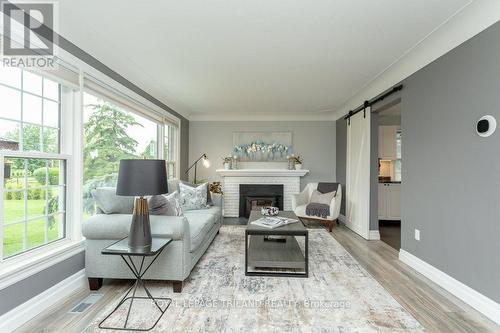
left=1, top=1, right=58, bottom=68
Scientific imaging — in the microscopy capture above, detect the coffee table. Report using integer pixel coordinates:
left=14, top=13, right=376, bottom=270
left=245, top=210, right=308, bottom=277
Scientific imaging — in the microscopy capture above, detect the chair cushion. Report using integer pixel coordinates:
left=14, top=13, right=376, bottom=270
left=183, top=211, right=216, bottom=252
left=310, top=190, right=336, bottom=205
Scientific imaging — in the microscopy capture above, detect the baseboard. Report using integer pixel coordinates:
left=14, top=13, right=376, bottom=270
left=399, top=250, right=500, bottom=325
left=368, top=230, right=380, bottom=240
left=0, top=269, right=87, bottom=332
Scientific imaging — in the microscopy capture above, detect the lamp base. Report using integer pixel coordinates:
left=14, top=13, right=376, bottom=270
left=128, top=197, right=152, bottom=250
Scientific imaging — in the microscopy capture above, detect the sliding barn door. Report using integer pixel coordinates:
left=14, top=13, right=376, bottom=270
left=346, top=108, right=371, bottom=239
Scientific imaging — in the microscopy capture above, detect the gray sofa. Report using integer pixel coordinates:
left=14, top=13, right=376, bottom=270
left=82, top=179, right=222, bottom=293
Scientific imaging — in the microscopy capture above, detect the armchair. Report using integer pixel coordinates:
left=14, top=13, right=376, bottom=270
left=291, top=182, right=342, bottom=232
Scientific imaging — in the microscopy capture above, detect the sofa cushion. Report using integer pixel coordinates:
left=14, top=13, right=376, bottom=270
left=183, top=205, right=221, bottom=222
left=149, top=191, right=183, bottom=216
left=179, top=182, right=208, bottom=211
left=91, top=187, right=134, bottom=214
left=82, top=214, right=187, bottom=240
left=183, top=211, right=216, bottom=252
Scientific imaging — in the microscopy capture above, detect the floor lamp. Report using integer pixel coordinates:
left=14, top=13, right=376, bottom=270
left=185, top=153, right=210, bottom=183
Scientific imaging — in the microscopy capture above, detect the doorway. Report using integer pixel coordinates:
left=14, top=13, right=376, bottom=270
left=376, top=102, right=401, bottom=250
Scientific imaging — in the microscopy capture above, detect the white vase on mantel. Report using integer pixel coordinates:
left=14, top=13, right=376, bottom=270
left=223, top=162, right=230, bottom=170
left=295, top=163, right=303, bottom=170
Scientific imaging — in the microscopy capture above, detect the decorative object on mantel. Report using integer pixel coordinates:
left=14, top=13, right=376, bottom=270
left=222, top=156, right=232, bottom=170
left=293, top=155, right=303, bottom=170
left=287, top=154, right=296, bottom=170
left=185, top=153, right=211, bottom=184
left=232, top=132, right=292, bottom=161
left=232, top=155, right=239, bottom=169
left=261, top=206, right=279, bottom=216
left=209, top=182, right=223, bottom=194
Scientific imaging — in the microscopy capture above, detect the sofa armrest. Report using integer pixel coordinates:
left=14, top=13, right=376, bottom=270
left=82, top=214, right=189, bottom=241
left=211, top=192, right=223, bottom=207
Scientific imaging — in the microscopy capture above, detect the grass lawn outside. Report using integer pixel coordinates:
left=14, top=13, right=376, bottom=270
left=3, top=200, right=62, bottom=258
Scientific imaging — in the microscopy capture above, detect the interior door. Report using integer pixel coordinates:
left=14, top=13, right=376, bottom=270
left=387, top=183, right=401, bottom=219
left=346, top=108, right=371, bottom=239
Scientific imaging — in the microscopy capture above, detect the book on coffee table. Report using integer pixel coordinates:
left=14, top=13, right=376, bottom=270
left=250, top=216, right=299, bottom=229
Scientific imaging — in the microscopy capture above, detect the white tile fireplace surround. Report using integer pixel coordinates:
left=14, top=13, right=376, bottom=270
left=216, top=169, right=309, bottom=217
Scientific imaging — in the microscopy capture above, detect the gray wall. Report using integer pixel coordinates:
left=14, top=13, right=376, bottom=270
left=0, top=252, right=85, bottom=316
left=401, top=21, right=500, bottom=302
left=335, top=119, right=346, bottom=216
left=189, top=121, right=336, bottom=188
left=179, top=119, right=190, bottom=181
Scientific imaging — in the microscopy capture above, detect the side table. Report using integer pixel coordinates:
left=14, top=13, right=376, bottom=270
left=99, top=237, right=172, bottom=331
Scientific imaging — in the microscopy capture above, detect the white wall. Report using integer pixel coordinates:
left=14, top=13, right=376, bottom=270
left=189, top=121, right=335, bottom=189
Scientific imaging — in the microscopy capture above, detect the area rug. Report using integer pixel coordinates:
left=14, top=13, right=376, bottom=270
left=85, top=226, right=425, bottom=332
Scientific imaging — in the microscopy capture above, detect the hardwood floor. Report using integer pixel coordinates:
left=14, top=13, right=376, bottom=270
left=379, top=220, right=401, bottom=250
left=15, top=224, right=498, bottom=333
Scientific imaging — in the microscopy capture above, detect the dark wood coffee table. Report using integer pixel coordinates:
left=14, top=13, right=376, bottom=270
left=245, top=210, right=308, bottom=277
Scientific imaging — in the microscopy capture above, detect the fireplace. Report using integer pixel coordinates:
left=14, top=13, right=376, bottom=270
left=239, top=184, right=284, bottom=218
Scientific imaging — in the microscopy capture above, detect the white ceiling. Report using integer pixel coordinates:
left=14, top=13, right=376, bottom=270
left=58, top=0, right=472, bottom=119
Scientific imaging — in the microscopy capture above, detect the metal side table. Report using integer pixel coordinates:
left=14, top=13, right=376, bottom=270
left=99, top=237, right=172, bottom=331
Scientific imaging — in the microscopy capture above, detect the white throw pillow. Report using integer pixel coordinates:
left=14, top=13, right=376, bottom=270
left=179, top=182, right=208, bottom=211
left=310, top=190, right=336, bottom=205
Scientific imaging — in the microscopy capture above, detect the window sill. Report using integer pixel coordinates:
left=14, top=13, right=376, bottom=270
left=0, top=239, right=85, bottom=290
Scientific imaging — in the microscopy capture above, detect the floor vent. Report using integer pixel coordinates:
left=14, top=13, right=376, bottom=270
left=68, top=293, right=103, bottom=314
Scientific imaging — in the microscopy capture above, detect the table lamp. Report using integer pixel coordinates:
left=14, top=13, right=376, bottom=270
left=116, top=159, right=168, bottom=249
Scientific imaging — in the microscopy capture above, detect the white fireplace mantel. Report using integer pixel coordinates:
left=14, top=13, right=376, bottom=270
left=216, top=169, right=309, bottom=217
left=216, top=169, right=309, bottom=177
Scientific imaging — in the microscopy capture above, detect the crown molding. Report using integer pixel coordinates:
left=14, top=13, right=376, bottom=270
left=188, top=112, right=336, bottom=122
left=333, top=0, right=500, bottom=120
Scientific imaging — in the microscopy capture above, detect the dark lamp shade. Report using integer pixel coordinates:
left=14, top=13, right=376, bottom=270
left=116, top=159, right=168, bottom=196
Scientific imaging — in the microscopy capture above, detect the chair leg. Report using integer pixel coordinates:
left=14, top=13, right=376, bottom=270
left=328, top=221, right=333, bottom=232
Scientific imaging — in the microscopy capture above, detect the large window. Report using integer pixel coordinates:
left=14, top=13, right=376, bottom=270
left=82, top=92, right=159, bottom=218
left=1, top=68, right=67, bottom=259
left=0, top=68, right=60, bottom=153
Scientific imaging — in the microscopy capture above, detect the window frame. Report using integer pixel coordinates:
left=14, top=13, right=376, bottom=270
left=0, top=69, right=79, bottom=277
left=0, top=70, right=62, bottom=154
left=0, top=150, right=72, bottom=262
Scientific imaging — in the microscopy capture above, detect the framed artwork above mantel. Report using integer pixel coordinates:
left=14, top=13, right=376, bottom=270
left=232, top=132, right=293, bottom=162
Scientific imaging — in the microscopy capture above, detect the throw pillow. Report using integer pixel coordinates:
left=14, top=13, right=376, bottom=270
left=181, top=180, right=213, bottom=206
left=91, top=187, right=134, bottom=214
left=179, top=182, right=208, bottom=211
left=310, top=190, right=336, bottom=205
left=149, top=191, right=183, bottom=216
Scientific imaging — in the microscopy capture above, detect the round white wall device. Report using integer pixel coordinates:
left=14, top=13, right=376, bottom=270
left=476, top=115, right=496, bottom=137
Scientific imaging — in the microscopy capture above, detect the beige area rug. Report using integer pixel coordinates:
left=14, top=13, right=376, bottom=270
left=85, top=226, right=425, bottom=332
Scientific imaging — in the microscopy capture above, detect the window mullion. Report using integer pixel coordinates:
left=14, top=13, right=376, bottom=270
left=23, top=159, right=28, bottom=251
left=0, top=158, right=4, bottom=262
